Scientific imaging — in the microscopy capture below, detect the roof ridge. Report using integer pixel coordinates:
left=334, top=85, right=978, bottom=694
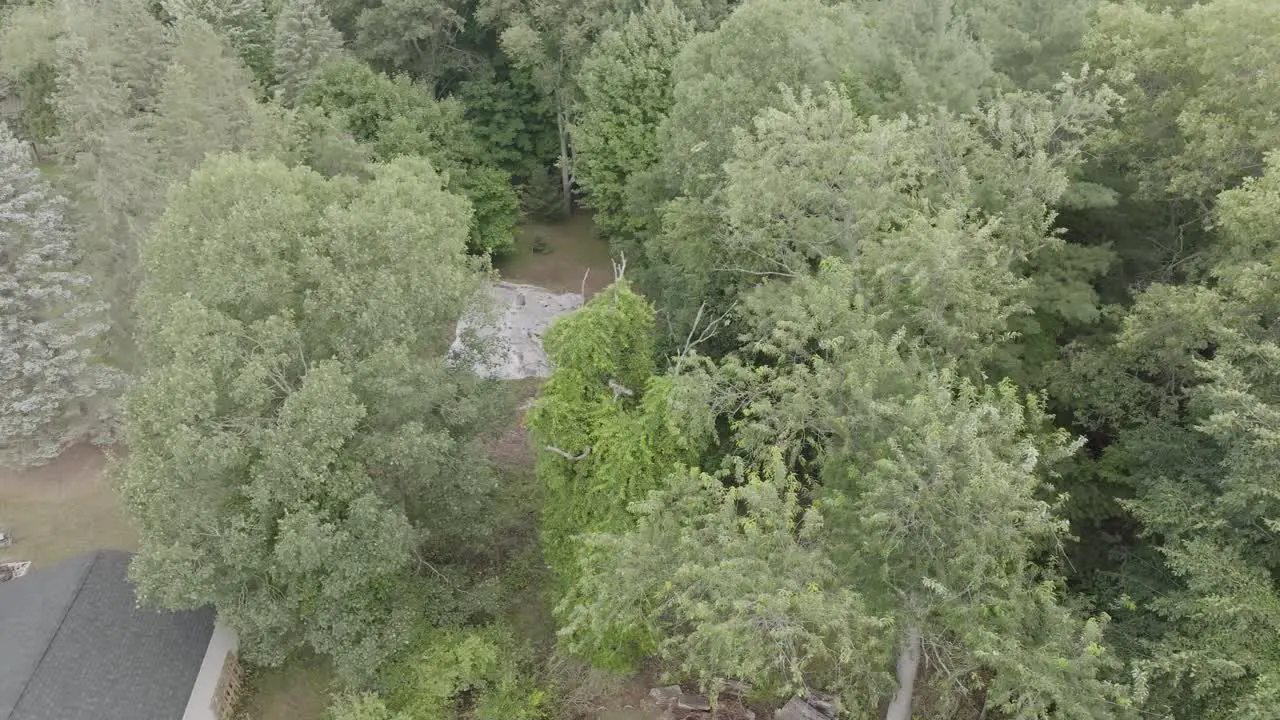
left=7, top=552, right=100, bottom=719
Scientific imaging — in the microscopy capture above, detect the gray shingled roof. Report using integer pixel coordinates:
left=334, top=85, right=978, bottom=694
left=0, top=551, right=215, bottom=720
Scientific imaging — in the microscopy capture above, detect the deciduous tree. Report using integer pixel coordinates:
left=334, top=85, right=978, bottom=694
left=1083, top=0, right=1280, bottom=203
left=1063, top=154, right=1280, bottom=719
left=117, top=154, right=497, bottom=682
left=563, top=263, right=1130, bottom=715
left=527, top=280, right=706, bottom=581
left=573, top=0, right=692, bottom=238
left=298, top=57, right=520, bottom=253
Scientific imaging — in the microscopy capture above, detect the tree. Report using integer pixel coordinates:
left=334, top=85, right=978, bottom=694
left=654, top=0, right=992, bottom=204
left=479, top=0, right=594, bottom=217
left=1083, top=0, right=1280, bottom=203
left=152, top=18, right=294, bottom=178
left=958, top=0, right=1098, bottom=92
left=162, top=0, right=276, bottom=83
left=0, top=3, right=62, bottom=148
left=298, top=57, right=521, bottom=255
left=562, top=263, right=1130, bottom=716
left=0, top=124, right=115, bottom=467
left=1060, top=154, right=1280, bottom=719
left=558, top=452, right=891, bottom=702
left=352, top=0, right=485, bottom=88
left=327, top=694, right=411, bottom=720
left=274, top=0, right=345, bottom=104
left=527, top=279, right=708, bottom=587
left=621, top=0, right=1016, bottom=348
left=46, top=9, right=285, bottom=366
left=116, top=154, right=498, bottom=682
left=477, top=0, right=731, bottom=217
left=573, top=0, right=693, bottom=238
left=455, top=63, right=559, bottom=180
left=646, top=71, right=1119, bottom=371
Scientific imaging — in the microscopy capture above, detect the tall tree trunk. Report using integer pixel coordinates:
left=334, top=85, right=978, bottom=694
left=556, top=106, right=572, bottom=218
left=885, top=627, right=923, bottom=720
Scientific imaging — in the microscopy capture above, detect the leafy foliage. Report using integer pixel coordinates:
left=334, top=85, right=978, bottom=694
left=298, top=57, right=519, bottom=254
left=328, top=694, right=413, bottom=720
left=7, top=0, right=1280, bottom=715
left=455, top=65, right=559, bottom=179
left=559, top=452, right=891, bottom=699
left=1083, top=0, right=1280, bottom=202
left=381, top=624, right=547, bottom=720
left=527, top=280, right=706, bottom=586
left=1062, top=155, right=1280, bottom=719
left=351, top=0, right=484, bottom=87
left=162, top=0, right=275, bottom=83
left=116, top=155, right=497, bottom=683
left=647, top=70, right=1120, bottom=374
left=573, top=0, right=693, bottom=238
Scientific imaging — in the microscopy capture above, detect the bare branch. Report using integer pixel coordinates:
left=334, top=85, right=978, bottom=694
left=711, top=266, right=796, bottom=278
left=545, top=445, right=591, bottom=461
left=580, top=267, right=590, bottom=298
left=673, top=301, right=735, bottom=375
left=608, top=379, right=635, bottom=400
left=613, top=251, right=627, bottom=281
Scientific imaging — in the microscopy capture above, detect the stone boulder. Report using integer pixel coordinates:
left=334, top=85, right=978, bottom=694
left=450, top=282, right=583, bottom=379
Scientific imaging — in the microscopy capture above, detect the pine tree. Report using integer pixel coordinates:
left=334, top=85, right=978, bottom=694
left=273, top=0, right=343, bottom=104
left=152, top=17, right=290, bottom=175
left=162, top=0, right=274, bottom=83
left=0, top=125, right=114, bottom=467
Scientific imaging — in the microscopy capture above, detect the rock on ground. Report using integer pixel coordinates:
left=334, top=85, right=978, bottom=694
left=451, top=282, right=583, bottom=379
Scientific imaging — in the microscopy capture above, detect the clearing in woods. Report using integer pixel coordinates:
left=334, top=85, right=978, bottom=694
left=495, top=214, right=616, bottom=296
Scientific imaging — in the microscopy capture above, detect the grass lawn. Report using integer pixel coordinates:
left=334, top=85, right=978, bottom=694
left=0, top=444, right=137, bottom=566
left=495, top=214, right=616, bottom=297
left=239, top=657, right=337, bottom=720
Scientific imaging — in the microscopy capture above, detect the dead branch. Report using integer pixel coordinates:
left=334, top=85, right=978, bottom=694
left=613, top=251, right=627, bottom=281
left=545, top=445, right=591, bottom=461
left=673, top=301, right=735, bottom=375
left=580, top=267, right=590, bottom=298
left=711, top=266, right=796, bottom=278
left=608, top=379, right=634, bottom=400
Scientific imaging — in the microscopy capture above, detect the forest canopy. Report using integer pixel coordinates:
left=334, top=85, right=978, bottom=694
left=3, top=0, right=1279, bottom=719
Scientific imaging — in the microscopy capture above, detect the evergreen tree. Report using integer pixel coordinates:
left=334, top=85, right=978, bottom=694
left=273, top=0, right=344, bottom=104
left=0, top=125, right=114, bottom=467
left=47, top=9, right=284, bottom=366
left=153, top=18, right=293, bottom=179
left=163, top=0, right=275, bottom=83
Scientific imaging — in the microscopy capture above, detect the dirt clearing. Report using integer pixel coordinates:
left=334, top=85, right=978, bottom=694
left=496, top=214, right=616, bottom=297
left=0, top=444, right=136, bottom=566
